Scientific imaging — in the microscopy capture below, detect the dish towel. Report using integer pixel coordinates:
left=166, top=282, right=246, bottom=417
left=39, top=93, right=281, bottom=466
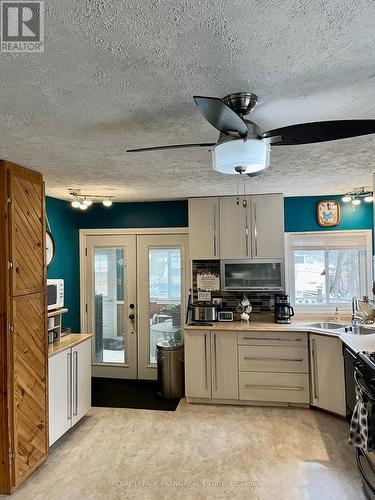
left=349, top=385, right=374, bottom=453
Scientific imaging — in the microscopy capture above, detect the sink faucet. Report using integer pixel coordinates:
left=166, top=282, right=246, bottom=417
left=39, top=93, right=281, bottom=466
left=352, top=296, right=363, bottom=325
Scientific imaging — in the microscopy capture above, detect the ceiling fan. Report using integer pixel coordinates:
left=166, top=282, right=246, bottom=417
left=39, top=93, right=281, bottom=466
left=126, top=92, right=375, bottom=176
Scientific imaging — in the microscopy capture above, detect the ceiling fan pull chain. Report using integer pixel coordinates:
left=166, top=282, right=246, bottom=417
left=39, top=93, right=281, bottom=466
left=243, top=175, right=247, bottom=208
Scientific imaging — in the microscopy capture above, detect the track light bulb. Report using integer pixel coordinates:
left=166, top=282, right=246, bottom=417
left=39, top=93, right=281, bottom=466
left=352, top=198, right=361, bottom=206
left=364, top=195, right=374, bottom=203
left=79, top=203, right=88, bottom=210
left=83, top=199, right=92, bottom=206
left=342, top=194, right=351, bottom=203
left=71, top=200, right=81, bottom=208
left=102, top=199, right=112, bottom=207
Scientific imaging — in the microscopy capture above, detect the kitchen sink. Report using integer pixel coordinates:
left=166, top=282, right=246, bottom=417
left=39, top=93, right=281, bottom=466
left=307, top=322, right=346, bottom=330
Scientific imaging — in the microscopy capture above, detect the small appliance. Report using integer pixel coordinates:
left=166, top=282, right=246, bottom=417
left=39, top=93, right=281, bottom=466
left=274, top=294, right=294, bottom=324
left=186, top=289, right=217, bottom=325
left=47, top=279, right=64, bottom=311
left=218, top=311, right=234, bottom=322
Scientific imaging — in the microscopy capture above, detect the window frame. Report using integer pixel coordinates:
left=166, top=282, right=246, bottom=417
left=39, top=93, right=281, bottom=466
left=285, top=230, right=373, bottom=313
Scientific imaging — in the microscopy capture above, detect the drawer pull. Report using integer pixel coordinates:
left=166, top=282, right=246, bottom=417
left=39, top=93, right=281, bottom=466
left=244, top=384, right=304, bottom=391
left=243, top=357, right=303, bottom=362
left=242, top=336, right=302, bottom=342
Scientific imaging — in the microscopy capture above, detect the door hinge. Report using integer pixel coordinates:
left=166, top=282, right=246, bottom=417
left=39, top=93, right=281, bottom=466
left=7, top=196, right=12, bottom=204
left=9, top=451, right=14, bottom=460
left=85, top=247, right=87, bottom=256
left=8, top=324, right=14, bottom=335
left=8, top=260, right=13, bottom=269
left=85, top=304, right=88, bottom=313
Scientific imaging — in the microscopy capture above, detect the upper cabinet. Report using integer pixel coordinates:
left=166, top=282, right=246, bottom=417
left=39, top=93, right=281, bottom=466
left=250, top=194, right=284, bottom=259
left=219, top=196, right=251, bottom=259
left=188, top=197, right=220, bottom=259
left=188, top=194, right=284, bottom=260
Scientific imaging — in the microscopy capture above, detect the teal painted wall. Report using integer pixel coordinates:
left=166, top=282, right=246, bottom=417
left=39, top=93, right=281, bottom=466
left=47, top=194, right=373, bottom=332
left=284, top=195, right=373, bottom=232
left=46, top=197, right=80, bottom=332
left=46, top=197, right=188, bottom=332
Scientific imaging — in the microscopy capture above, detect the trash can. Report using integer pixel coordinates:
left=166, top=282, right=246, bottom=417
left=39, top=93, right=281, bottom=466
left=156, top=340, right=184, bottom=398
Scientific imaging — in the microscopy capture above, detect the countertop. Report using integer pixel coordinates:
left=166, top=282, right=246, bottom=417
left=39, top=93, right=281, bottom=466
left=184, top=317, right=375, bottom=354
left=48, top=333, right=93, bottom=358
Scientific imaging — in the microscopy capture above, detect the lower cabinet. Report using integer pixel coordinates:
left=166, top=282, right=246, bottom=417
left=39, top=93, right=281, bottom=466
left=309, top=334, right=346, bottom=416
left=49, top=339, right=91, bottom=446
left=184, top=330, right=238, bottom=400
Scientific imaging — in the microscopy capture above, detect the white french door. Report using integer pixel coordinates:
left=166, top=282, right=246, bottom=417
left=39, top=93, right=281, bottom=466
left=83, top=232, right=187, bottom=379
left=137, top=234, right=187, bottom=379
left=86, top=235, right=137, bottom=378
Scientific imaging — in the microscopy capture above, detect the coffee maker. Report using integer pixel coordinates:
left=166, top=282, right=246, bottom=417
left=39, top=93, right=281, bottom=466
left=275, top=294, right=294, bottom=324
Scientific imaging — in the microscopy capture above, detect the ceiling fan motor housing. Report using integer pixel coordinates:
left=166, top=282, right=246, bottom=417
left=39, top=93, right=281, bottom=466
left=222, top=92, right=258, bottom=116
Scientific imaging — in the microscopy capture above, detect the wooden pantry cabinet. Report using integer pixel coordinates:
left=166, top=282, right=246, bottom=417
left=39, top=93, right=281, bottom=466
left=188, top=194, right=284, bottom=260
left=0, top=161, right=48, bottom=494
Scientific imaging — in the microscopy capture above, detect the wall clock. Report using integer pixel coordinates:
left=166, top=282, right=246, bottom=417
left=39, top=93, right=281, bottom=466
left=46, top=231, right=55, bottom=266
left=317, top=200, right=341, bottom=227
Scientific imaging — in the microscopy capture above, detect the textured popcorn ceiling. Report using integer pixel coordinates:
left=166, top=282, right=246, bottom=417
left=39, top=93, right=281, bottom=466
left=1, top=0, right=375, bottom=201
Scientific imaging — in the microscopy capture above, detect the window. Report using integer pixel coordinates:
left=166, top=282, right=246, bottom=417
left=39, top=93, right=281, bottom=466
left=285, top=231, right=372, bottom=311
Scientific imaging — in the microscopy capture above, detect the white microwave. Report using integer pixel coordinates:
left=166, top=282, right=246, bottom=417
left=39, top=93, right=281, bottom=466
left=47, top=279, right=64, bottom=311
left=220, top=259, right=285, bottom=291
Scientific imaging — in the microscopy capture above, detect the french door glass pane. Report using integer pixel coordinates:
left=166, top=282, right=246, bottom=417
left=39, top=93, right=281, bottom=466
left=293, top=250, right=326, bottom=304
left=93, top=248, right=125, bottom=364
left=148, top=248, right=182, bottom=364
left=328, top=249, right=363, bottom=303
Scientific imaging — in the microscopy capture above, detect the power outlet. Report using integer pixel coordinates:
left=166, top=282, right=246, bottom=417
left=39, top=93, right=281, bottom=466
left=212, top=297, right=222, bottom=306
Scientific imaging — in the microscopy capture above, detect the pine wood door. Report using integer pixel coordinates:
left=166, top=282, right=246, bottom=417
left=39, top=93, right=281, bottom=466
left=11, top=292, right=48, bottom=487
left=7, top=165, right=45, bottom=296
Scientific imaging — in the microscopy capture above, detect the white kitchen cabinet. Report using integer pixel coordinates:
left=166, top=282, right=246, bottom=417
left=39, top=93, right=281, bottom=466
left=219, top=196, right=251, bottom=259
left=49, top=338, right=92, bottom=446
left=48, top=349, right=71, bottom=446
left=72, top=339, right=92, bottom=426
left=184, top=330, right=212, bottom=398
left=188, top=197, right=220, bottom=259
left=211, top=331, right=238, bottom=399
left=250, top=194, right=284, bottom=259
left=309, top=334, right=346, bottom=416
left=184, top=330, right=238, bottom=400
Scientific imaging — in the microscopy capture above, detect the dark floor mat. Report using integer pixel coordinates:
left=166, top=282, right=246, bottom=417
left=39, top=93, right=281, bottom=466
left=91, top=378, right=181, bottom=411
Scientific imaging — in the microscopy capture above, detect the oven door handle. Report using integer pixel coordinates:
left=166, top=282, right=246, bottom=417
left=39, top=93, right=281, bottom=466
left=354, top=369, right=375, bottom=401
left=356, top=448, right=375, bottom=495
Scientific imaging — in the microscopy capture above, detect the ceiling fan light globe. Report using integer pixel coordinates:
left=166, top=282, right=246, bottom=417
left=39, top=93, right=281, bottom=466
left=212, top=139, right=270, bottom=175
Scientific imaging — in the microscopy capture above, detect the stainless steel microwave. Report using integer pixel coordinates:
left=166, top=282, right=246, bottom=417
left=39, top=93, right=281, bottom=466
left=220, top=259, right=285, bottom=291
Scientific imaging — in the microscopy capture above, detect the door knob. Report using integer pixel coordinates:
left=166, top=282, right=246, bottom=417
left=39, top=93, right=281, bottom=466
left=129, top=314, right=135, bottom=320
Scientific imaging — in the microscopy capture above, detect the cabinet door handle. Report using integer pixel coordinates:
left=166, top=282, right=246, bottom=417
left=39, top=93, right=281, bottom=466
left=244, top=384, right=304, bottom=391
left=254, top=202, right=258, bottom=256
left=73, top=351, right=78, bottom=416
left=243, top=357, right=303, bottom=362
left=245, top=209, right=249, bottom=257
left=312, top=338, right=319, bottom=399
left=213, top=333, right=218, bottom=391
left=204, top=334, right=208, bottom=390
left=213, top=205, right=218, bottom=257
left=67, top=351, right=72, bottom=420
left=242, top=336, right=302, bottom=342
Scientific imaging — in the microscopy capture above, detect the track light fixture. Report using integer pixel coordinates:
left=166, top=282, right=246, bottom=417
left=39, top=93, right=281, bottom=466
left=341, top=188, right=373, bottom=209
left=69, top=191, right=115, bottom=210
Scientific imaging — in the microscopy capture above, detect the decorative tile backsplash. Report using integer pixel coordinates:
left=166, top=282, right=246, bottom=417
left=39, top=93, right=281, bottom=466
left=192, top=260, right=275, bottom=313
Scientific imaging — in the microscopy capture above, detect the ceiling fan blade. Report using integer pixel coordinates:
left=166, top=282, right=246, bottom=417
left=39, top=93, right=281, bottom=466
left=193, top=96, right=248, bottom=138
left=126, top=143, right=215, bottom=153
left=262, top=120, right=375, bottom=146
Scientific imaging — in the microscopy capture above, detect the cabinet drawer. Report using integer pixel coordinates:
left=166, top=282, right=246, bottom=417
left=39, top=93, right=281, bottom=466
left=238, top=331, right=307, bottom=347
left=239, top=372, right=309, bottom=403
left=238, top=346, right=308, bottom=373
